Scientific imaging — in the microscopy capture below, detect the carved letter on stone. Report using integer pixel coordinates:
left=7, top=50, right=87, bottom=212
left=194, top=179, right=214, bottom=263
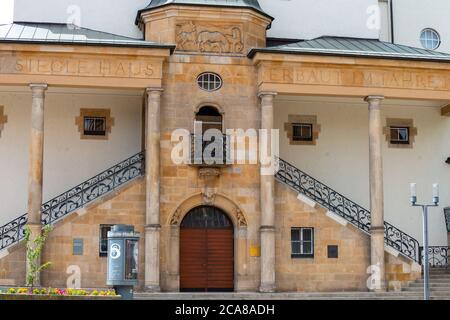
left=0, top=106, right=7, bottom=138
left=176, top=22, right=244, bottom=54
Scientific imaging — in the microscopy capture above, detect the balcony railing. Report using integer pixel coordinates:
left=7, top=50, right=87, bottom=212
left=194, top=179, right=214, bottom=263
left=190, top=134, right=231, bottom=167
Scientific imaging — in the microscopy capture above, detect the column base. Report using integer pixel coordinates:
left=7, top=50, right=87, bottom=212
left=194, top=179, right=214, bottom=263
left=26, top=223, right=42, bottom=287
left=259, top=284, right=276, bottom=293
left=144, top=285, right=161, bottom=292
left=370, top=287, right=387, bottom=293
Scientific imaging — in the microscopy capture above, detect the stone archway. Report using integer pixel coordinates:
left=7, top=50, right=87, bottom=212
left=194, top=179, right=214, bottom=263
left=166, top=192, right=248, bottom=292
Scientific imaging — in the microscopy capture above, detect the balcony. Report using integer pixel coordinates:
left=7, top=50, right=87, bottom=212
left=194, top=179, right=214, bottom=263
left=189, top=134, right=231, bottom=167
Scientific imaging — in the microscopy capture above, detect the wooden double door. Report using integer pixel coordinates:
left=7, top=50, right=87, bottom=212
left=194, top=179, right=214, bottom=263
left=180, top=206, right=234, bottom=292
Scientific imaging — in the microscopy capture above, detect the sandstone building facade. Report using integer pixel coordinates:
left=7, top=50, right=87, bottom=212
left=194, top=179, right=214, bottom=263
left=0, top=0, right=449, bottom=293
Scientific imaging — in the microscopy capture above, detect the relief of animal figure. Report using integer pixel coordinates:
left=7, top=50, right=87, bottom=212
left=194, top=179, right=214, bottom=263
left=176, top=22, right=245, bottom=54
left=176, top=22, right=197, bottom=51
left=197, top=31, right=228, bottom=53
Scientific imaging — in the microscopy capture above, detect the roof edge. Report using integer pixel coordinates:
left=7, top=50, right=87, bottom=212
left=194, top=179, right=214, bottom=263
left=247, top=47, right=450, bottom=63
left=135, top=2, right=274, bottom=26
left=0, top=39, right=176, bottom=53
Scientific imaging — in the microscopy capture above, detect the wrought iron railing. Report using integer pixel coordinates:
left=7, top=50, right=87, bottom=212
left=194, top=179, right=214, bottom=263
left=0, top=214, right=28, bottom=252
left=420, top=246, right=450, bottom=268
left=276, top=157, right=420, bottom=262
left=444, top=207, right=450, bottom=232
left=0, top=152, right=145, bottom=251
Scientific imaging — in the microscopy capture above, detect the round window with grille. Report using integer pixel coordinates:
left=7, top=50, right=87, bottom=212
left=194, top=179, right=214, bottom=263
left=420, top=28, right=441, bottom=50
left=197, top=72, right=223, bottom=92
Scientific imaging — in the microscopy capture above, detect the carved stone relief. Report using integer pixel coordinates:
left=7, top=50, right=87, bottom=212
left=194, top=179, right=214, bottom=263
left=176, top=22, right=244, bottom=54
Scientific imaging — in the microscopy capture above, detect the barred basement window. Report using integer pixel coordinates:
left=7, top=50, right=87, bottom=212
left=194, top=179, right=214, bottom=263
left=84, top=117, right=106, bottom=136
left=99, top=224, right=113, bottom=257
left=284, top=115, right=321, bottom=146
left=197, top=72, right=223, bottom=92
left=291, top=227, right=314, bottom=258
left=292, top=123, right=313, bottom=142
left=76, top=108, right=114, bottom=140
left=390, top=127, right=410, bottom=145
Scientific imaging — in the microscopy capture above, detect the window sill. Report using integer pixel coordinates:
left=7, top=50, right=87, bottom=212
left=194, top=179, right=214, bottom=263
left=291, top=254, right=314, bottom=259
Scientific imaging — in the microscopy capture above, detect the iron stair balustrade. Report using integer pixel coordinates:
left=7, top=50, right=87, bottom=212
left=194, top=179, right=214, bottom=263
left=444, top=207, right=450, bottom=232
left=421, top=208, right=450, bottom=268
left=0, top=151, right=145, bottom=251
left=420, top=246, right=450, bottom=268
left=275, top=157, right=421, bottom=263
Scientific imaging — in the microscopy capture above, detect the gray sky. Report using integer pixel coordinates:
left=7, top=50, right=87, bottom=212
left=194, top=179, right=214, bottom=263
left=0, top=0, right=14, bottom=24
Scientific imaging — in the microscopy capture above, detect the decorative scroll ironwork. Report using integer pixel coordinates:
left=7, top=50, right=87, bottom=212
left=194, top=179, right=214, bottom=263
left=190, top=134, right=231, bottom=166
left=444, top=207, right=450, bottom=232
left=0, top=214, right=27, bottom=251
left=421, top=246, right=450, bottom=268
left=0, top=152, right=144, bottom=251
left=275, top=157, right=420, bottom=262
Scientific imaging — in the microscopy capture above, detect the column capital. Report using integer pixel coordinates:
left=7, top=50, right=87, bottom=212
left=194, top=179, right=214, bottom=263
left=364, top=95, right=384, bottom=103
left=146, top=87, right=164, bottom=95
left=29, top=84, right=48, bottom=97
left=29, top=83, right=48, bottom=91
left=258, top=91, right=277, bottom=99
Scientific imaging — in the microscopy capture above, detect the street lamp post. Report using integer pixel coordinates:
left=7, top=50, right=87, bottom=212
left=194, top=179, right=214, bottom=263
left=410, top=183, right=440, bottom=301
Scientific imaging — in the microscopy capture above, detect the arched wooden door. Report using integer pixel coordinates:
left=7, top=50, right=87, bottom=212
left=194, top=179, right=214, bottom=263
left=180, top=206, right=234, bottom=292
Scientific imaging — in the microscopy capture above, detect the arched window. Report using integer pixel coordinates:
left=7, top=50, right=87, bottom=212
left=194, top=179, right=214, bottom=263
left=195, top=106, right=223, bottom=134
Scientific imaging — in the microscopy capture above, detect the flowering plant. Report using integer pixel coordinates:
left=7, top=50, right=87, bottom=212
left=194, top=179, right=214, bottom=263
left=0, top=287, right=116, bottom=296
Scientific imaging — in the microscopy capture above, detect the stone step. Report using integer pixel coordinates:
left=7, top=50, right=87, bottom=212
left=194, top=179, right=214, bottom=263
left=408, top=283, right=450, bottom=288
left=404, top=287, right=450, bottom=292
left=133, top=292, right=450, bottom=301
left=415, top=278, right=450, bottom=283
left=429, top=271, right=450, bottom=274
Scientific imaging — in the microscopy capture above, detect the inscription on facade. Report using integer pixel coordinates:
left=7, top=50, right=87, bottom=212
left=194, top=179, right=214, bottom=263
left=0, top=54, right=158, bottom=79
left=176, top=22, right=244, bottom=54
left=0, top=106, right=7, bottom=138
left=261, top=65, right=450, bottom=91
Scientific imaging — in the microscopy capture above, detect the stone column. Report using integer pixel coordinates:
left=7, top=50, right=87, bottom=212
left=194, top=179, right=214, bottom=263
left=365, top=95, right=386, bottom=292
left=27, top=84, right=48, bottom=287
left=144, top=88, right=163, bottom=292
left=258, top=92, right=277, bottom=293
left=167, top=225, right=180, bottom=291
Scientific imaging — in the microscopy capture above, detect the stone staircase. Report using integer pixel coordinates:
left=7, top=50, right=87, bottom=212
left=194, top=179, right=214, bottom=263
left=136, top=271, right=450, bottom=299
left=0, top=152, right=144, bottom=255
left=402, top=268, right=450, bottom=299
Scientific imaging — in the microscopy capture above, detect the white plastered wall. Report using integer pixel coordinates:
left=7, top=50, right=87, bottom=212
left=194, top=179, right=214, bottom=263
left=12, top=0, right=380, bottom=41
left=259, top=0, right=379, bottom=40
left=13, top=0, right=148, bottom=38
left=0, top=88, right=143, bottom=226
left=392, top=0, right=450, bottom=54
left=275, top=96, right=450, bottom=245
